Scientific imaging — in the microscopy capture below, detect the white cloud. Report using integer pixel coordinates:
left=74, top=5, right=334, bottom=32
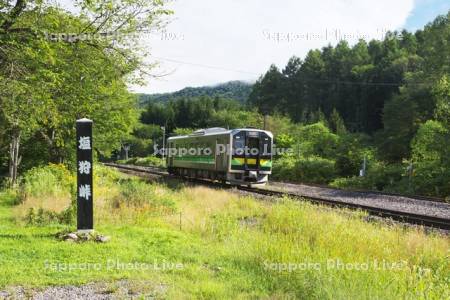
left=61, top=0, right=415, bottom=93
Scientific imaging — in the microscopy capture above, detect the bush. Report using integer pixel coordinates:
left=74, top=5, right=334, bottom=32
left=265, top=114, right=298, bottom=137
left=135, top=156, right=166, bottom=168
left=274, top=133, right=295, bottom=149
left=95, top=165, right=123, bottom=187
left=272, top=156, right=296, bottom=181
left=412, top=120, right=449, bottom=162
left=410, top=161, right=450, bottom=197
left=329, top=177, right=370, bottom=190
left=21, top=164, right=75, bottom=198
left=334, top=133, right=373, bottom=177
left=117, top=156, right=165, bottom=168
left=294, top=156, right=336, bottom=184
left=209, top=109, right=263, bottom=129
left=126, top=136, right=153, bottom=158
left=113, top=178, right=176, bottom=213
left=330, top=163, right=405, bottom=192
left=0, top=189, right=20, bottom=206
left=25, top=203, right=76, bottom=226
left=294, top=122, right=339, bottom=159
left=406, top=120, right=450, bottom=197
left=173, top=128, right=195, bottom=136
left=273, top=156, right=336, bottom=184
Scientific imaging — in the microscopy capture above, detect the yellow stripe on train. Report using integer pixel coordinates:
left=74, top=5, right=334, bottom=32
left=232, top=158, right=272, bottom=167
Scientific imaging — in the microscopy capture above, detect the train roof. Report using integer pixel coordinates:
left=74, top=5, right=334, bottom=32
left=167, top=128, right=273, bottom=140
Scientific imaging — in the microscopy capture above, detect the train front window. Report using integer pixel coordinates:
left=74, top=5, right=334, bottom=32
left=234, top=140, right=244, bottom=149
left=247, top=137, right=259, bottom=157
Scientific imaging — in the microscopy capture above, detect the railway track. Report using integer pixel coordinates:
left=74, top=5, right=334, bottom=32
left=238, top=186, right=450, bottom=230
left=104, top=163, right=450, bottom=231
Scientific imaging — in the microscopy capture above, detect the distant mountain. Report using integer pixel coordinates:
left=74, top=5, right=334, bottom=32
left=137, top=81, right=253, bottom=106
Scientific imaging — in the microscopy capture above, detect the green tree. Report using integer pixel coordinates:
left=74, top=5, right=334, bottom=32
left=329, top=108, right=347, bottom=135
left=295, top=122, right=339, bottom=159
left=376, top=93, right=418, bottom=162
left=433, top=75, right=450, bottom=128
left=411, top=120, right=450, bottom=197
left=0, top=0, right=172, bottom=182
left=412, top=120, right=449, bottom=163
left=248, top=64, right=285, bottom=115
left=209, top=109, right=263, bottom=129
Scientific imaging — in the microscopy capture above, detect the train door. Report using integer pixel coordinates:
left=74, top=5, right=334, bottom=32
left=231, top=132, right=246, bottom=171
left=215, top=137, right=227, bottom=172
left=246, top=131, right=260, bottom=170
left=168, top=141, right=174, bottom=166
left=215, top=139, right=219, bottom=171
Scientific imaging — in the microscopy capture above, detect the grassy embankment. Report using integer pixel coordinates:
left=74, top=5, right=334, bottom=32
left=0, top=164, right=448, bottom=299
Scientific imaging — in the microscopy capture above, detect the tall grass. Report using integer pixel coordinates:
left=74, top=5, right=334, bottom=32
left=2, top=165, right=448, bottom=298
left=13, top=164, right=75, bottom=222
left=166, top=193, right=448, bottom=299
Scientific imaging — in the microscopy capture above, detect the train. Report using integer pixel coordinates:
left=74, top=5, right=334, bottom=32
left=166, top=128, right=273, bottom=185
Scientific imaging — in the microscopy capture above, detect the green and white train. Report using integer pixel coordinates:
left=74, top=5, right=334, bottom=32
left=167, top=128, right=273, bottom=185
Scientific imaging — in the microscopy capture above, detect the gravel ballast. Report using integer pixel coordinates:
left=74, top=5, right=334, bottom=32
left=265, top=182, right=450, bottom=220
left=0, top=280, right=166, bottom=300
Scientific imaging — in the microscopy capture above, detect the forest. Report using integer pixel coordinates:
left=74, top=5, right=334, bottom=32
left=138, top=80, right=252, bottom=106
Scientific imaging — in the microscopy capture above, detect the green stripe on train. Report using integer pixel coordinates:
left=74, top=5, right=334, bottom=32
left=231, top=158, right=244, bottom=166
left=173, top=156, right=215, bottom=164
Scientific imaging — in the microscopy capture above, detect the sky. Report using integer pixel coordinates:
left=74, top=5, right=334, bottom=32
left=404, top=0, right=450, bottom=30
left=60, top=0, right=450, bottom=94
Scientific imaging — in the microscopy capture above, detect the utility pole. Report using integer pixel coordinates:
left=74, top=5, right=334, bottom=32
left=407, top=162, right=414, bottom=193
left=360, top=155, right=367, bottom=177
left=123, top=144, right=130, bottom=160
left=161, top=126, right=166, bottom=161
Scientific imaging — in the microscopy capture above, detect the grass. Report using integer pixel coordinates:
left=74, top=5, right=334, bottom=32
left=117, top=156, right=166, bottom=168
left=0, top=165, right=448, bottom=299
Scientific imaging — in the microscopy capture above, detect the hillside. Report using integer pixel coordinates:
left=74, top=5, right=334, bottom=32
left=137, top=80, right=253, bottom=106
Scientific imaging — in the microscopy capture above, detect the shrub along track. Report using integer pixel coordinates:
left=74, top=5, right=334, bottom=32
left=103, top=163, right=450, bottom=231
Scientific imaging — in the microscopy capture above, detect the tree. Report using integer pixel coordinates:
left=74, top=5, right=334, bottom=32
left=248, top=65, right=285, bottom=115
left=417, top=12, right=450, bottom=79
left=335, top=133, right=371, bottom=177
left=0, top=0, right=172, bottom=183
left=411, top=120, right=450, bottom=196
left=294, top=122, right=339, bottom=159
left=0, top=78, right=48, bottom=184
left=412, top=120, right=449, bottom=163
left=376, top=93, right=418, bottom=162
left=0, top=7, right=55, bottom=184
left=329, top=108, right=347, bottom=135
left=209, top=109, right=263, bottom=129
left=433, top=75, right=450, bottom=128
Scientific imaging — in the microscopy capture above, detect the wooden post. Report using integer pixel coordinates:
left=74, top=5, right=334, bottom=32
left=76, top=118, right=93, bottom=232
